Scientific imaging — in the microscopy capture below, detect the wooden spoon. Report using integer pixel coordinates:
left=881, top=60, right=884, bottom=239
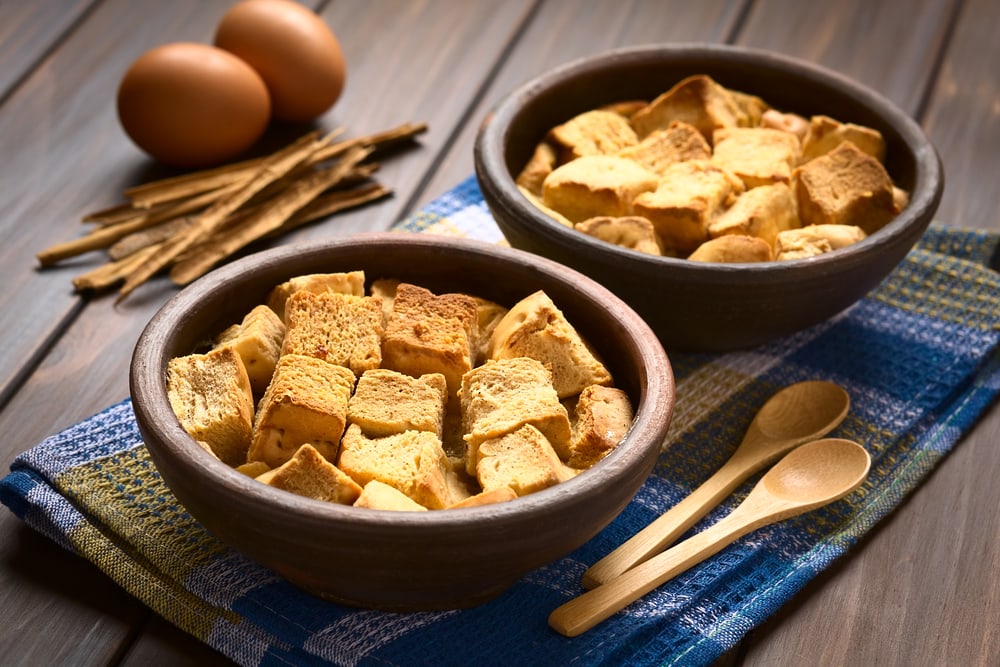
left=582, top=380, right=850, bottom=589
left=549, top=438, right=871, bottom=637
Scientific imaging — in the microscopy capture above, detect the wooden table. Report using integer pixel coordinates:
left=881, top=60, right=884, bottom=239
left=2, top=1, right=997, bottom=664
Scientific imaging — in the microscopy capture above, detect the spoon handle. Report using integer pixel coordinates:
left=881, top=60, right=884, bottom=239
left=582, top=455, right=759, bottom=588
left=550, top=491, right=794, bottom=638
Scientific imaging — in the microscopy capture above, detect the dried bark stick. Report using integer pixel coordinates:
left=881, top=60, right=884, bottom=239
left=72, top=244, right=161, bottom=292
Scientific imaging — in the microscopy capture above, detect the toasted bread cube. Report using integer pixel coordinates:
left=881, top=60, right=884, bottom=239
left=476, top=424, right=576, bottom=497
left=547, top=109, right=639, bottom=161
left=727, top=88, right=770, bottom=126
left=354, top=480, right=429, bottom=511
left=213, top=304, right=286, bottom=396
left=707, top=183, right=799, bottom=247
left=267, top=271, right=366, bottom=321
left=256, top=443, right=362, bottom=505
left=688, top=235, right=774, bottom=263
left=515, top=141, right=557, bottom=196
left=369, top=278, right=401, bottom=328
left=793, top=142, right=896, bottom=234
left=632, top=160, right=745, bottom=253
left=281, top=291, right=383, bottom=375
left=167, top=346, right=254, bottom=466
left=518, top=185, right=574, bottom=228
left=892, top=186, right=910, bottom=213
left=447, top=486, right=518, bottom=509
left=616, top=121, right=711, bottom=177
left=775, top=224, right=867, bottom=260
left=761, top=109, right=809, bottom=139
left=576, top=215, right=663, bottom=256
left=542, top=155, right=658, bottom=223
left=490, top=291, right=613, bottom=398
left=248, top=354, right=356, bottom=468
left=567, top=385, right=635, bottom=469
left=801, top=115, right=886, bottom=163
left=711, top=127, right=802, bottom=189
left=338, top=424, right=452, bottom=509
left=348, top=368, right=447, bottom=438
left=235, top=461, right=270, bottom=477
left=630, top=75, right=745, bottom=141
left=460, top=357, right=572, bottom=469
left=382, top=283, right=479, bottom=397
left=472, top=297, right=509, bottom=365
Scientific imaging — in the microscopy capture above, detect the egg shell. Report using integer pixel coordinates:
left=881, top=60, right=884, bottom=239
left=117, top=42, right=271, bottom=168
left=215, top=0, right=346, bottom=123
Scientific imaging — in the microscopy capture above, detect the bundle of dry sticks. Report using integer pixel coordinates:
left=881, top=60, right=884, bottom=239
left=37, top=121, right=427, bottom=301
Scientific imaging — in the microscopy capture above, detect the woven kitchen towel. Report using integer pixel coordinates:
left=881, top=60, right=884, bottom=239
left=3, top=175, right=999, bottom=667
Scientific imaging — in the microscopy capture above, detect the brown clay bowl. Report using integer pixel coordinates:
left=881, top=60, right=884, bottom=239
left=130, top=233, right=675, bottom=611
left=474, top=43, right=944, bottom=351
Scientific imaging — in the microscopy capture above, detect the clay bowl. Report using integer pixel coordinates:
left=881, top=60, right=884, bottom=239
left=131, top=233, right=675, bottom=611
left=474, top=43, right=944, bottom=351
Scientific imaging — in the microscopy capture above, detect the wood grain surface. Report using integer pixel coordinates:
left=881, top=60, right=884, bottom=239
left=1, top=1, right=996, bottom=665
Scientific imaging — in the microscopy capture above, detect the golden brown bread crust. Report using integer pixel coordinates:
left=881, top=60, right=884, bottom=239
left=575, top=215, right=663, bottom=256
left=348, top=368, right=447, bottom=438
left=617, top=121, right=711, bottom=177
left=567, top=385, right=636, bottom=469
left=213, top=304, right=286, bottom=396
left=547, top=109, right=639, bottom=161
left=707, top=182, right=799, bottom=248
left=354, top=480, right=429, bottom=511
left=256, top=443, right=362, bottom=505
left=687, top=234, right=774, bottom=263
left=630, top=74, right=746, bottom=141
left=266, top=270, right=366, bottom=322
left=542, top=155, right=658, bottom=223
left=711, top=127, right=802, bottom=189
left=475, top=424, right=576, bottom=496
left=281, top=290, right=383, bottom=375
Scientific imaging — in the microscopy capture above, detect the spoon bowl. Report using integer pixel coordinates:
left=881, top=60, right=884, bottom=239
left=549, top=438, right=871, bottom=637
left=582, top=380, right=850, bottom=588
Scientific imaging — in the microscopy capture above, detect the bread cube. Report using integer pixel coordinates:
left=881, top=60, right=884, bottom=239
left=348, top=368, right=447, bottom=438
left=632, top=160, right=745, bottom=253
left=248, top=354, right=356, bottom=468
left=460, top=357, right=572, bottom=468
left=567, top=385, right=635, bottom=469
left=801, top=115, right=886, bottom=163
left=793, top=142, right=896, bottom=234
left=447, top=487, right=518, bottom=509
left=518, top=185, right=574, bottom=228
left=490, top=291, right=613, bottom=398
left=575, top=215, right=663, bottom=256
left=475, top=424, right=576, bottom=497
left=542, top=155, right=658, bottom=223
left=761, top=109, right=809, bottom=139
left=515, top=141, right=557, bottom=196
left=354, top=480, right=429, bottom=511
left=167, top=346, right=254, bottom=466
left=687, top=234, right=774, bottom=263
left=775, top=224, right=867, bottom=260
left=707, top=182, right=799, bottom=248
left=338, top=424, right=452, bottom=509
left=547, top=109, right=639, bottom=161
left=267, top=271, right=366, bottom=321
left=213, top=304, right=286, bottom=396
left=728, top=89, right=770, bottom=126
left=256, top=443, right=362, bottom=505
left=711, top=127, right=802, bottom=189
left=381, top=283, right=479, bottom=397
left=281, top=291, right=383, bottom=376
left=472, top=296, right=509, bottom=365
left=630, top=74, right=745, bottom=141
left=616, top=121, right=711, bottom=177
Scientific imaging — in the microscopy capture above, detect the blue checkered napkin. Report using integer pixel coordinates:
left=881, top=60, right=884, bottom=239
left=2, top=176, right=999, bottom=667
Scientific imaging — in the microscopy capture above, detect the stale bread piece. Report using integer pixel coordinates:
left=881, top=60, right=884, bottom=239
left=547, top=109, right=639, bottom=161
left=369, top=277, right=401, bottom=328
left=281, top=290, right=383, bottom=375
left=490, top=290, right=614, bottom=398
left=727, top=88, right=770, bottom=126
left=348, top=368, right=448, bottom=438
left=213, top=304, right=286, bottom=396
left=616, top=121, right=711, bottom=177
left=354, top=480, right=429, bottom=511
left=774, top=224, right=867, bottom=260
left=632, top=160, right=745, bottom=253
left=460, top=357, right=572, bottom=468
left=471, top=296, right=509, bottom=365
left=167, top=346, right=254, bottom=466
left=688, top=234, right=774, bottom=263
left=711, top=127, right=802, bottom=189
left=793, top=141, right=896, bottom=234
left=515, top=141, right=557, bottom=196
left=248, top=353, right=356, bottom=468
left=707, top=182, right=799, bottom=248
left=630, top=74, right=746, bottom=141
left=542, top=155, right=658, bottom=223
left=447, top=486, right=518, bottom=509
left=800, top=115, right=886, bottom=163
left=518, top=185, right=574, bottom=228
left=381, top=283, right=479, bottom=397
left=575, top=215, right=662, bottom=256
left=256, top=443, right=362, bottom=505
left=475, top=424, right=577, bottom=497
left=761, top=109, right=809, bottom=139
left=567, top=385, right=635, bottom=469
left=266, top=270, right=366, bottom=322
left=236, top=460, right=270, bottom=478
left=338, top=424, right=452, bottom=509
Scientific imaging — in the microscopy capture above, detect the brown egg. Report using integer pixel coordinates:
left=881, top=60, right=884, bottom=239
left=117, top=42, right=271, bottom=168
left=215, top=0, right=346, bottom=123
